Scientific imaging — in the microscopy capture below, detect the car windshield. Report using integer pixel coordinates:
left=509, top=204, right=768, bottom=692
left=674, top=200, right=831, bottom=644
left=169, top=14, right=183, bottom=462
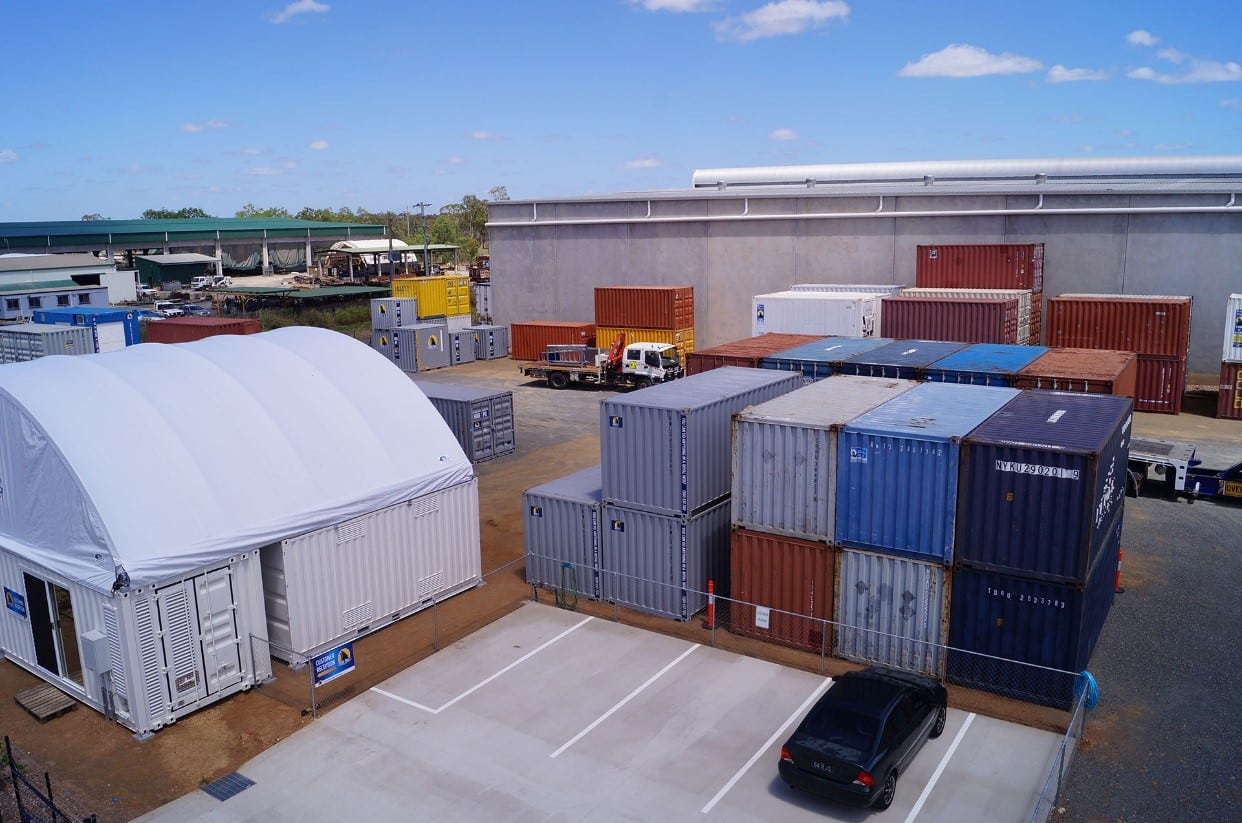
left=798, top=706, right=880, bottom=761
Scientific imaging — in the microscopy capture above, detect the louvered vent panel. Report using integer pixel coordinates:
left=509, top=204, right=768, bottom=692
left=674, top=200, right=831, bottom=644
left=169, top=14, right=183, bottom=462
left=410, top=495, right=440, bottom=518
left=337, top=519, right=367, bottom=544
left=103, top=606, right=127, bottom=700
left=343, top=602, right=374, bottom=628
left=418, top=571, right=445, bottom=597
left=133, top=598, right=167, bottom=720
left=161, top=587, right=200, bottom=698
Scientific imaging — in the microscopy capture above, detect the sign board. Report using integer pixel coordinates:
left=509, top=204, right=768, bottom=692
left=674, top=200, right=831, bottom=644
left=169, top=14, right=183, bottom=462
left=4, top=587, right=26, bottom=618
left=754, top=606, right=771, bottom=630
left=312, top=642, right=355, bottom=687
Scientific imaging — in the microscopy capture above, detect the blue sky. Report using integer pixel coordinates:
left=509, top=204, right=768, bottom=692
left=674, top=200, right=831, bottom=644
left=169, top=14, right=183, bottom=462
left=2, top=0, right=1239, bottom=221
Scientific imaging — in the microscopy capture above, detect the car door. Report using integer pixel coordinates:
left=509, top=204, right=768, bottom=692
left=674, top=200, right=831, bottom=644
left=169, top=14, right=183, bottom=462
left=896, top=693, right=931, bottom=770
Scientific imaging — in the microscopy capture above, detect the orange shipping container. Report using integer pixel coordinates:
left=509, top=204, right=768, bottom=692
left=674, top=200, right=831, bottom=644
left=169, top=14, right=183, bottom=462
left=594, top=286, right=695, bottom=330
left=510, top=321, right=595, bottom=361
left=728, top=528, right=836, bottom=654
left=1046, top=294, right=1192, bottom=358
left=1219, top=362, right=1242, bottom=420
left=685, top=334, right=823, bottom=375
left=1135, top=355, right=1186, bottom=415
left=141, top=316, right=261, bottom=344
left=1013, top=348, right=1138, bottom=397
left=593, top=325, right=695, bottom=363
left=916, top=243, right=1044, bottom=292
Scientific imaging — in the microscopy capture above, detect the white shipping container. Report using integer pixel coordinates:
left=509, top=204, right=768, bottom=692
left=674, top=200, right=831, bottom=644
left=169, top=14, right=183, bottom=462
left=752, top=291, right=879, bottom=337
left=790, top=284, right=908, bottom=295
left=1224, top=293, right=1242, bottom=363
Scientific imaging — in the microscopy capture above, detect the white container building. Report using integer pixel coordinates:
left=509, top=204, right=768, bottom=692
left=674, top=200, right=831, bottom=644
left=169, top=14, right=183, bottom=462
left=751, top=291, right=880, bottom=337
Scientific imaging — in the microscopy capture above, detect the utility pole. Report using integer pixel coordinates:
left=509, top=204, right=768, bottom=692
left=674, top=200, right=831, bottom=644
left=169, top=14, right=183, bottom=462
left=414, top=202, right=431, bottom=276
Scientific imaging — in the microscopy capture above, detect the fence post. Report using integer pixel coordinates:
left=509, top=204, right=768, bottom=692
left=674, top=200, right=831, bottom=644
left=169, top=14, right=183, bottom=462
left=820, top=617, right=828, bottom=675
left=308, top=657, right=317, bottom=719
left=432, top=593, right=440, bottom=651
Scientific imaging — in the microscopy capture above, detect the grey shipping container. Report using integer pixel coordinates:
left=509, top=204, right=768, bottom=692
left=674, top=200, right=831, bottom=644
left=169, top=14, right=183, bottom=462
left=602, top=498, right=731, bottom=621
left=370, top=298, right=418, bottom=330
left=449, top=331, right=477, bottom=365
left=835, top=547, right=950, bottom=677
left=731, top=375, right=918, bottom=542
left=371, top=323, right=450, bottom=372
left=601, top=367, right=802, bottom=517
left=524, top=465, right=604, bottom=600
left=463, top=324, right=510, bottom=360
left=415, top=381, right=516, bottom=462
left=0, top=322, right=95, bottom=363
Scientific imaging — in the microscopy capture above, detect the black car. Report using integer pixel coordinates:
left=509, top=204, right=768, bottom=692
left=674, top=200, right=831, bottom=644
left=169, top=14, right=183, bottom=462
left=779, top=666, right=947, bottom=812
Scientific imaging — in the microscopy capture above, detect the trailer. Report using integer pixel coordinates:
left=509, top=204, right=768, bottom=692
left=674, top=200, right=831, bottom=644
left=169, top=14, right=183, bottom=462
left=520, top=334, right=682, bottom=389
left=1127, top=437, right=1242, bottom=502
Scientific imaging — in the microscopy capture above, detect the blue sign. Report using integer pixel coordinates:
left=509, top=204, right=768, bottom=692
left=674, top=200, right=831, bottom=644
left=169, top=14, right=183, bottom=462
left=4, top=587, right=26, bottom=618
left=312, top=642, right=355, bottom=687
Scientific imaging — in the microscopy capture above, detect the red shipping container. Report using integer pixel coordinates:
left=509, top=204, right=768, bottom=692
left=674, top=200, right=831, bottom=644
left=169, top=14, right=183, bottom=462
left=916, top=243, right=1044, bottom=291
left=880, top=296, right=1019, bottom=344
left=141, top=316, right=261, bottom=344
left=728, top=528, right=836, bottom=654
left=685, top=334, right=822, bottom=375
left=1045, top=295, right=1192, bottom=358
left=594, top=286, right=695, bottom=330
left=509, top=321, right=595, bottom=361
left=1013, top=348, right=1138, bottom=397
left=1135, top=355, right=1186, bottom=415
left=1219, top=362, right=1242, bottom=420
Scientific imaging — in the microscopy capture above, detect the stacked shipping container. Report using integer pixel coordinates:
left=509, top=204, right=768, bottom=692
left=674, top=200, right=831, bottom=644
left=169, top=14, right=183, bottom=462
left=462, top=324, right=510, bottom=360
left=510, top=321, right=595, bottom=361
left=879, top=296, right=1020, bottom=345
left=915, top=244, right=1044, bottom=343
left=685, top=333, right=822, bottom=376
left=760, top=337, right=893, bottom=383
left=899, top=288, right=1034, bottom=344
left=390, top=275, right=472, bottom=330
left=1014, top=348, right=1138, bottom=398
left=837, top=340, right=968, bottom=379
left=370, top=323, right=450, bottom=372
left=594, top=286, right=696, bottom=363
left=923, top=344, right=1049, bottom=386
left=751, top=291, right=880, bottom=337
left=1219, top=294, right=1242, bottom=420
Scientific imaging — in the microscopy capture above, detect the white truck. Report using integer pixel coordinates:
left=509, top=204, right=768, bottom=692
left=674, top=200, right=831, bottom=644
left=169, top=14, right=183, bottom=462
left=520, top=334, right=683, bottom=389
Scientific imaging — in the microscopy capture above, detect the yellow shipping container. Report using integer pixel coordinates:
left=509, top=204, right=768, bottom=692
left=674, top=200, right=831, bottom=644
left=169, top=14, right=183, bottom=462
left=594, top=326, right=696, bottom=363
left=391, top=275, right=472, bottom=317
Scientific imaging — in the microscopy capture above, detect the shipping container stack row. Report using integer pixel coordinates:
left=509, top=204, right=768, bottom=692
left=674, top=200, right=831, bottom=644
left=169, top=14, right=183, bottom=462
left=594, top=285, right=697, bottom=364
left=915, top=243, right=1045, bottom=344
left=390, top=274, right=473, bottom=331
left=370, top=293, right=510, bottom=372
left=31, top=306, right=141, bottom=353
left=1218, top=293, right=1242, bottom=420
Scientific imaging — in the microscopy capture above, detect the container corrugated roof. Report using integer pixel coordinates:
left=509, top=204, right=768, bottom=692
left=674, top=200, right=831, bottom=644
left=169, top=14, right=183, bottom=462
left=524, top=465, right=603, bottom=504
left=846, top=382, right=1020, bottom=440
left=736, top=375, right=919, bottom=429
left=766, top=336, right=894, bottom=364
left=926, top=344, right=1050, bottom=376
left=965, top=390, right=1134, bottom=453
left=609, top=365, right=799, bottom=410
left=842, top=339, right=969, bottom=368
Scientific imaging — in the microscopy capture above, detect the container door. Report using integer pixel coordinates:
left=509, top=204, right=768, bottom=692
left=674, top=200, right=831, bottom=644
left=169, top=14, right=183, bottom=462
left=470, top=400, right=492, bottom=460
left=155, top=567, right=243, bottom=705
left=194, top=568, right=243, bottom=694
left=490, top=395, right=515, bottom=454
left=96, top=322, right=126, bottom=353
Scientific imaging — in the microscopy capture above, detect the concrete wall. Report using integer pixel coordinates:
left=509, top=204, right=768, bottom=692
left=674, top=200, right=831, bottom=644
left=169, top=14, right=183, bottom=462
left=489, top=192, right=1242, bottom=376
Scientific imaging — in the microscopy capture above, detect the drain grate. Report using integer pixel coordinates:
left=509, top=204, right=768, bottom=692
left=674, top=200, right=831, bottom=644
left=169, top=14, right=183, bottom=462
left=201, top=772, right=255, bottom=801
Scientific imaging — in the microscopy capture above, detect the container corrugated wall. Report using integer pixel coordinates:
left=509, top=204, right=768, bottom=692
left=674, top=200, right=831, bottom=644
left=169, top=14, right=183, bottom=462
left=371, top=323, right=450, bottom=372
left=601, top=367, right=802, bottom=517
left=751, top=292, right=878, bottom=337
left=1223, top=294, right=1242, bottom=362
left=448, top=331, right=476, bottom=364
left=923, top=344, right=1049, bottom=386
left=880, top=296, right=1019, bottom=344
left=601, top=498, right=730, bottom=621
left=900, top=288, right=1031, bottom=343
left=370, top=298, right=419, bottom=329
left=1013, top=348, right=1138, bottom=397
left=594, top=325, right=695, bottom=363
left=916, top=244, right=1044, bottom=292
left=1045, top=294, right=1193, bottom=358
left=791, top=284, right=908, bottom=295
left=836, top=340, right=968, bottom=380
left=729, top=529, right=836, bottom=653
left=0, top=324, right=95, bottom=362
left=463, top=324, right=510, bottom=360
left=834, top=548, right=949, bottom=677
left=594, top=286, right=695, bottom=329
left=760, top=337, right=893, bottom=383
left=524, top=466, right=603, bottom=600
left=957, top=391, right=1132, bottom=583
left=391, top=275, right=471, bottom=317
left=947, top=515, right=1120, bottom=709
left=416, top=382, right=516, bottom=462
left=141, top=317, right=262, bottom=344
left=685, top=334, right=823, bottom=376
left=1134, top=355, right=1186, bottom=414
left=731, top=376, right=918, bottom=541
left=836, top=382, right=1020, bottom=562
left=1220, top=362, right=1242, bottom=419
left=510, top=321, right=595, bottom=361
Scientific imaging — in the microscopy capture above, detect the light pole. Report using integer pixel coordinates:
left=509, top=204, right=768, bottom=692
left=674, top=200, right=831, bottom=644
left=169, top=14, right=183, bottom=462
left=414, top=202, right=431, bottom=275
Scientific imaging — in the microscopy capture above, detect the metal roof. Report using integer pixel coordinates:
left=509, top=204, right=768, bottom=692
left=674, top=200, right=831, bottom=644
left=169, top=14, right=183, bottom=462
left=0, top=218, right=387, bottom=252
left=0, top=279, right=82, bottom=293
left=291, top=286, right=389, bottom=299
left=0, top=253, right=114, bottom=273
left=135, top=253, right=220, bottom=265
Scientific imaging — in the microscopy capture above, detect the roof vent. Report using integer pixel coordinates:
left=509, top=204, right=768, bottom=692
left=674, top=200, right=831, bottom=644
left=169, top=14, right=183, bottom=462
left=923, top=175, right=935, bottom=186
left=1035, top=173, right=1048, bottom=184
left=805, top=178, right=816, bottom=188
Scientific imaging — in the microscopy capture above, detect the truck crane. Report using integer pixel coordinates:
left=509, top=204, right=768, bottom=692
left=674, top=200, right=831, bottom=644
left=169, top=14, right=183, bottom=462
left=520, top=333, right=683, bottom=390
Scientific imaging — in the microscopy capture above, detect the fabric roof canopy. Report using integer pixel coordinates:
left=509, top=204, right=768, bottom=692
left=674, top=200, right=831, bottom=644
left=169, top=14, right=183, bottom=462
left=0, top=327, right=472, bottom=593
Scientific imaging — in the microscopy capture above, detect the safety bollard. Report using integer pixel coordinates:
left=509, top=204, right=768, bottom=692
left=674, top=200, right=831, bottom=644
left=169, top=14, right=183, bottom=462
left=1115, top=548, right=1125, bottom=594
left=704, top=579, right=716, bottom=630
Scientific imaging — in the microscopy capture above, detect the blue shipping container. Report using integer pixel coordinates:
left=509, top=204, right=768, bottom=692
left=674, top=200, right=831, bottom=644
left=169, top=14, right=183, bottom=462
left=836, top=340, right=968, bottom=379
left=836, top=382, right=1019, bottom=562
left=923, top=344, right=1050, bottom=386
left=947, top=512, right=1120, bottom=708
left=955, top=390, right=1132, bottom=583
left=761, top=337, right=893, bottom=383
left=32, top=306, right=141, bottom=350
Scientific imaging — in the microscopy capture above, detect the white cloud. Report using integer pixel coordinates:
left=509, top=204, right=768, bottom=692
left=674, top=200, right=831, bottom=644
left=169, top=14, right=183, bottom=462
left=309, top=140, right=329, bottom=150
left=1051, top=114, right=1087, bottom=124
left=1127, top=30, right=1158, bottom=47
left=245, top=167, right=282, bottom=176
left=1116, top=128, right=1134, bottom=137
left=447, top=156, right=467, bottom=165
left=469, top=130, right=505, bottom=141
left=179, top=119, right=229, bottom=133
left=0, top=149, right=17, bottom=163
left=1129, top=55, right=1242, bottom=84
left=1047, top=65, right=1110, bottom=83
left=769, top=128, right=799, bottom=141
left=633, top=0, right=716, bottom=11
left=1156, top=47, right=1187, bottom=64
left=1127, top=67, right=1157, bottom=81
left=715, top=0, right=849, bottom=42
left=625, top=155, right=664, bottom=169
left=1153, top=141, right=1196, bottom=150
left=283, top=160, right=297, bottom=169
left=899, top=44, right=1042, bottom=78
left=241, top=147, right=263, bottom=156
left=1222, top=98, right=1242, bottom=109
left=270, top=0, right=329, bottom=24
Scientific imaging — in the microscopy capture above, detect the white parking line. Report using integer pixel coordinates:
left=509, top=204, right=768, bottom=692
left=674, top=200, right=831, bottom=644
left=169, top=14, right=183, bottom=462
left=550, top=643, right=699, bottom=759
left=700, top=676, right=834, bottom=814
left=902, top=712, right=976, bottom=823
left=370, top=615, right=594, bottom=714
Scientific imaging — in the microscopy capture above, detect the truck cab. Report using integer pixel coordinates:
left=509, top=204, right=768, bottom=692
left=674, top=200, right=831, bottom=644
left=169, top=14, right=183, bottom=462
left=615, top=343, right=681, bottom=383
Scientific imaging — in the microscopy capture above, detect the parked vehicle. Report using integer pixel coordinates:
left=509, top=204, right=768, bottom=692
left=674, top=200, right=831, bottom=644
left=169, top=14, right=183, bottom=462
left=190, top=275, right=232, bottom=290
left=779, top=667, right=947, bottom=811
left=519, top=333, right=682, bottom=389
left=135, top=309, right=164, bottom=321
left=181, top=304, right=211, bottom=317
left=135, top=284, right=159, bottom=301
left=153, top=301, right=185, bottom=318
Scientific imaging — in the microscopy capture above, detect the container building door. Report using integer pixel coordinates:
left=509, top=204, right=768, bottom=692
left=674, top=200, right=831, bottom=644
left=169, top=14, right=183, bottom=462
left=22, top=573, right=84, bottom=687
left=154, top=567, right=242, bottom=707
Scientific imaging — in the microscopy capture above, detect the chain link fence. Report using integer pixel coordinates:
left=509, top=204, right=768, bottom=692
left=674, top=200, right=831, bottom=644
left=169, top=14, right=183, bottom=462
left=3, top=736, right=97, bottom=823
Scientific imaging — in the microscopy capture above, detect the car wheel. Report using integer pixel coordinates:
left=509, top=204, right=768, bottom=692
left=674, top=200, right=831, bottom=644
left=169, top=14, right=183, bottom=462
left=930, top=705, right=947, bottom=739
left=547, top=372, right=570, bottom=390
left=873, top=772, right=897, bottom=811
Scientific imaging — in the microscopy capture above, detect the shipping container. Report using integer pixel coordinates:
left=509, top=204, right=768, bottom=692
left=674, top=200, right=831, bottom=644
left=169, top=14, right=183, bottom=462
left=594, top=285, right=695, bottom=330
left=1223, top=294, right=1242, bottom=363
left=1045, top=294, right=1192, bottom=358
left=790, top=284, right=908, bottom=295
left=446, top=314, right=472, bottom=333
left=261, top=479, right=481, bottom=661
left=948, top=515, right=1120, bottom=708
left=731, top=375, right=918, bottom=542
left=761, top=337, right=893, bottom=383
left=900, top=288, right=1032, bottom=343
left=957, top=390, right=1132, bottom=583
left=510, top=321, right=595, bottom=361
left=836, top=382, right=1020, bottom=562
left=32, top=306, right=141, bottom=352
left=685, top=333, right=823, bottom=376
left=834, top=548, right=950, bottom=678
left=1219, top=362, right=1242, bottom=420
left=472, top=281, right=493, bottom=323
left=141, top=317, right=261, bottom=344
left=370, top=323, right=450, bottom=372
left=463, top=324, right=510, bottom=360
left=594, top=325, right=695, bottom=363
left=729, top=529, right=836, bottom=653
left=751, top=291, right=879, bottom=337
left=390, top=275, right=471, bottom=317
left=916, top=243, right=1044, bottom=292
left=923, top=344, right=1050, bottom=386
left=601, top=498, right=730, bottom=621
left=370, top=298, right=418, bottom=330
left=523, top=466, right=604, bottom=600
left=880, top=296, right=1020, bottom=344
left=1134, top=355, right=1187, bottom=414
left=1013, top=348, right=1138, bottom=397
left=0, top=323, right=95, bottom=363
left=601, top=367, right=801, bottom=517
left=415, top=381, right=516, bottom=462
left=448, top=330, right=477, bottom=365
left=836, top=339, right=968, bottom=380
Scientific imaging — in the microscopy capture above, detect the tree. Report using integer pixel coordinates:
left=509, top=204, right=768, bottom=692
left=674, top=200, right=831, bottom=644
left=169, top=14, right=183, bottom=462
left=295, top=206, right=361, bottom=223
left=141, top=207, right=213, bottom=219
left=488, top=185, right=510, bottom=202
left=81, top=213, right=107, bottom=221
left=236, top=203, right=292, bottom=218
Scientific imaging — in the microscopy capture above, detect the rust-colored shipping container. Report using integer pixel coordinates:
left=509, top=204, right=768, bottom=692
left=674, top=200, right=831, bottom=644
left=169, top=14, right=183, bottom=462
left=509, top=321, right=595, bottom=361
left=1014, top=348, right=1138, bottom=397
left=916, top=243, right=1044, bottom=292
left=1135, top=355, right=1186, bottom=414
left=593, top=325, right=696, bottom=364
left=728, top=528, right=836, bottom=654
left=880, top=296, right=1020, bottom=344
left=594, top=286, right=695, bottom=330
left=1219, top=362, right=1242, bottom=420
left=685, top=334, right=823, bottom=376
left=1045, top=294, right=1193, bottom=358
left=141, top=316, right=261, bottom=344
